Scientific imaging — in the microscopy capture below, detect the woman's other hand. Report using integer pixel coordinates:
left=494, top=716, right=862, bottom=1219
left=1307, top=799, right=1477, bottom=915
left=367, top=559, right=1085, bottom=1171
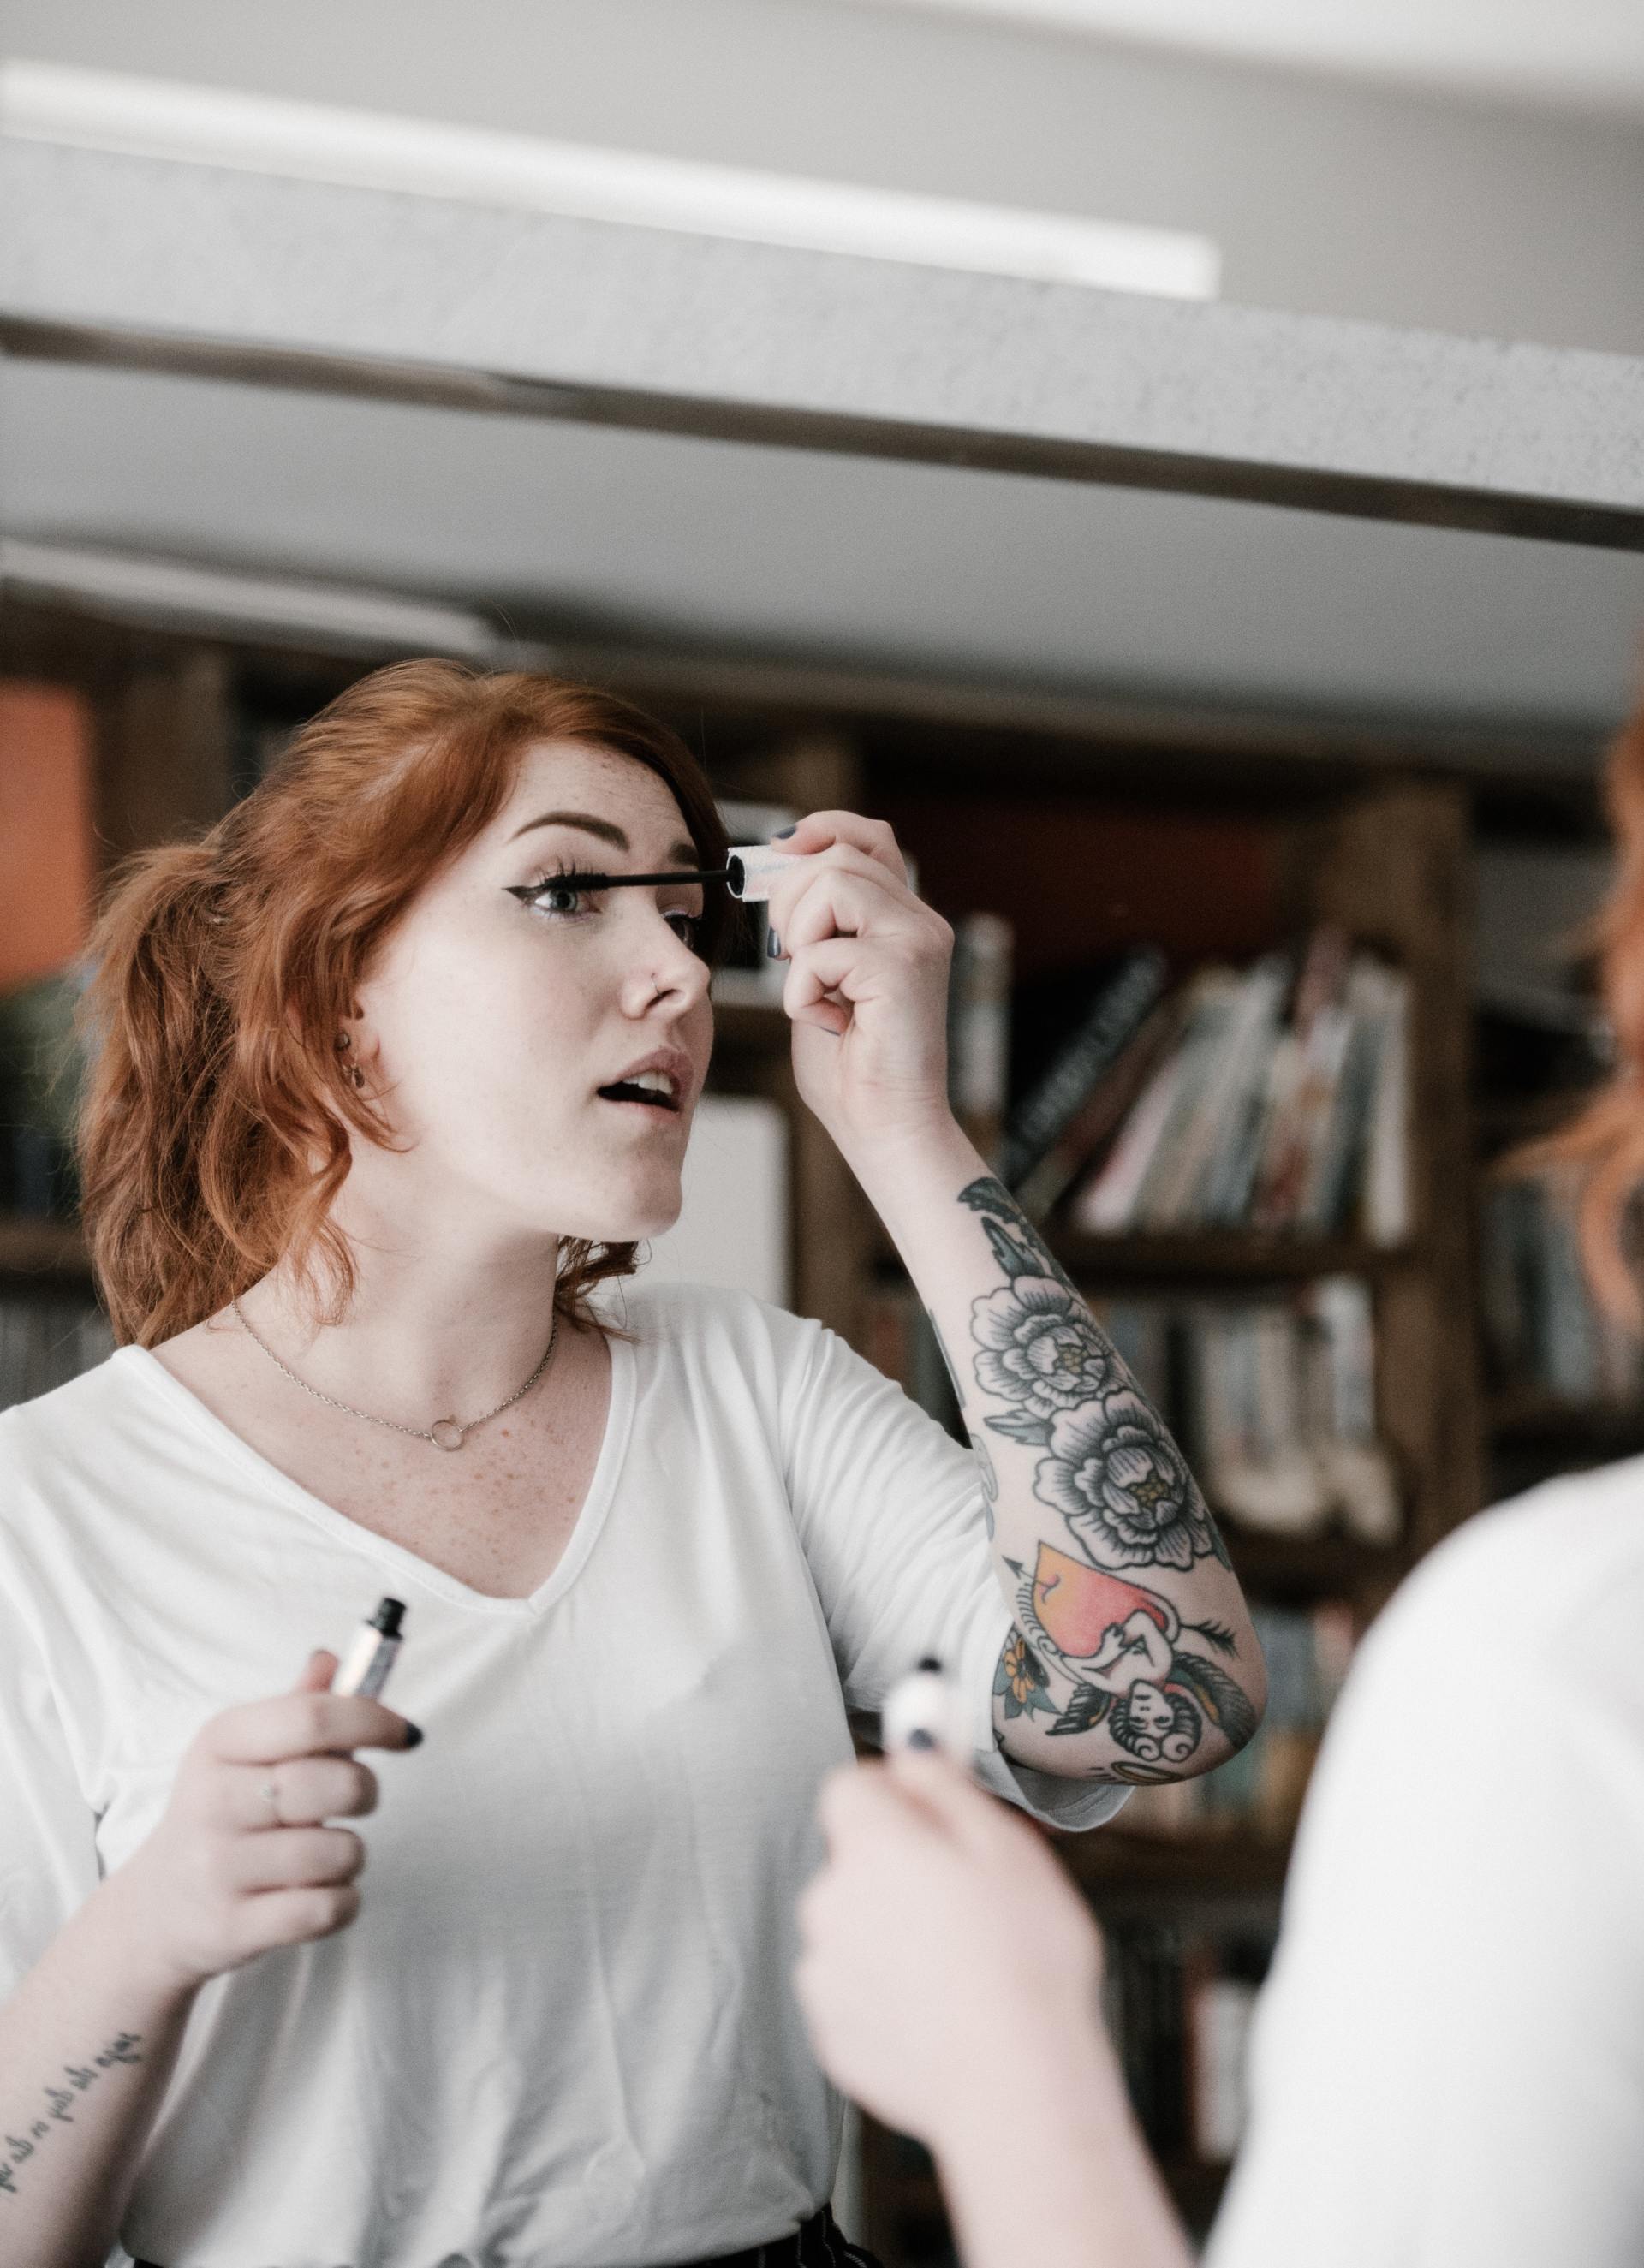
left=794, top=1748, right=1105, bottom=2151
left=761, top=812, right=956, bottom=1161
left=104, top=1646, right=421, bottom=1997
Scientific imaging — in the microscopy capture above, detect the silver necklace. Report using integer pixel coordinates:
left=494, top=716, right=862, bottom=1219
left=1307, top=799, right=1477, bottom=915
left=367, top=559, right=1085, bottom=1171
left=231, top=1295, right=558, bottom=1452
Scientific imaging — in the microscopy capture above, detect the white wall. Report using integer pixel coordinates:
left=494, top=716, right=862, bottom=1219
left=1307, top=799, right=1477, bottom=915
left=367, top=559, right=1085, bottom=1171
left=11, top=0, right=1644, bottom=352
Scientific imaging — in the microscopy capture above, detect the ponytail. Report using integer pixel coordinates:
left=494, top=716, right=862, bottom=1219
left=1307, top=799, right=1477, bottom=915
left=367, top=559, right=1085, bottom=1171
left=74, top=826, right=342, bottom=1347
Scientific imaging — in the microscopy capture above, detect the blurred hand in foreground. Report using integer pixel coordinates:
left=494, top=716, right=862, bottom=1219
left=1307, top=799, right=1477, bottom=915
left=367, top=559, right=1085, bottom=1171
left=794, top=1751, right=1192, bottom=2268
left=795, top=1748, right=1104, bottom=2145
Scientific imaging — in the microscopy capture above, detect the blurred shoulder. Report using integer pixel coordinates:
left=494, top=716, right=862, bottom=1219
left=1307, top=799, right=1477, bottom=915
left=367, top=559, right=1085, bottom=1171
left=1352, top=1454, right=1644, bottom=1706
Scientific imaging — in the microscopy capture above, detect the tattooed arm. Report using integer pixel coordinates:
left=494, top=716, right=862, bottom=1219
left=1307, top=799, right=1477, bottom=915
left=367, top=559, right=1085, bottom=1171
left=764, top=809, right=1265, bottom=1785
left=862, top=1133, right=1264, bottom=1782
left=0, top=1881, right=195, bottom=2267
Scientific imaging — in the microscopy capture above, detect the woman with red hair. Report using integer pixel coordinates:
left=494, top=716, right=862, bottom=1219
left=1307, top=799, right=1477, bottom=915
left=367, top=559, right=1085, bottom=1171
left=795, top=699, right=1644, bottom=2268
left=0, top=663, right=1260, bottom=2268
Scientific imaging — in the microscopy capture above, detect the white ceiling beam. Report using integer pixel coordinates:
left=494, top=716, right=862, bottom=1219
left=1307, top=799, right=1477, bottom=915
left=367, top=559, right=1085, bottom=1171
left=3, top=136, right=1642, bottom=550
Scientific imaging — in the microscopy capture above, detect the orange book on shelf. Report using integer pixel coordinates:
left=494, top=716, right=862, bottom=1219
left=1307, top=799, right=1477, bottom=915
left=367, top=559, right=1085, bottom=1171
left=0, top=682, right=96, bottom=991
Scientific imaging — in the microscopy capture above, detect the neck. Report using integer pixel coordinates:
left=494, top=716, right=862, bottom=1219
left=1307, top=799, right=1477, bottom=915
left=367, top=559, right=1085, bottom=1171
left=238, top=1202, right=568, bottom=1423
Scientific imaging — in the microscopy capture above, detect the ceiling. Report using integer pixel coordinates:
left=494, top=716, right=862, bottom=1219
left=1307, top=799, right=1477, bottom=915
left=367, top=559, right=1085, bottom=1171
left=880, top=0, right=1644, bottom=115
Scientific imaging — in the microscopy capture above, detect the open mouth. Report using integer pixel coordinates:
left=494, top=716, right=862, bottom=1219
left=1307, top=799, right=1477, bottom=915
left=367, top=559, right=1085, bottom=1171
left=596, top=1076, right=682, bottom=1115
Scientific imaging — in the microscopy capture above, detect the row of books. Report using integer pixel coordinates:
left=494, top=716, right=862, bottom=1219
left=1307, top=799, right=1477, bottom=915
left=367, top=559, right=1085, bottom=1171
left=864, top=1280, right=1402, bottom=1545
left=0, top=1294, right=115, bottom=1411
left=1480, top=1170, right=1644, bottom=1406
left=1116, top=1599, right=1356, bottom=1842
left=994, top=929, right=1409, bottom=1242
left=1101, top=1920, right=1276, bottom=2168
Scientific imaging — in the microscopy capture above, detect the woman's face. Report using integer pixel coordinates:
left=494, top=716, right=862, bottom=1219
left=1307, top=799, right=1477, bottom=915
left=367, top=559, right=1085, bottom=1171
left=348, top=739, right=714, bottom=1247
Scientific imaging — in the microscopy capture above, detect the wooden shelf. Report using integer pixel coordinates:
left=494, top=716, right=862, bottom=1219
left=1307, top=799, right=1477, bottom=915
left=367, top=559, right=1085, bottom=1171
left=0, top=1214, right=92, bottom=1282
left=1221, top=1528, right=1404, bottom=1597
left=1486, top=1388, right=1644, bottom=1449
left=1062, top=1827, right=1291, bottom=1905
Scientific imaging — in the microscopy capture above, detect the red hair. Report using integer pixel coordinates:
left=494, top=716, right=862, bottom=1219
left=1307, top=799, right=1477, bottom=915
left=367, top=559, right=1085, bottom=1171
left=75, top=661, right=730, bottom=1348
left=1515, top=699, right=1644, bottom=1326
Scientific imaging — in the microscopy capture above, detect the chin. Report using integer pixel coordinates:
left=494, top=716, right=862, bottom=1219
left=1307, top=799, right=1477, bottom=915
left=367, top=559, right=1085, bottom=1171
left=573, top=1177, right=685, bottom=1248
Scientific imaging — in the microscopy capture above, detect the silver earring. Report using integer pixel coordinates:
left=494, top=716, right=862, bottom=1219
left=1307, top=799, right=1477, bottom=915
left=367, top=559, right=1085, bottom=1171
left=336, top=1032, right=366, bottom=1091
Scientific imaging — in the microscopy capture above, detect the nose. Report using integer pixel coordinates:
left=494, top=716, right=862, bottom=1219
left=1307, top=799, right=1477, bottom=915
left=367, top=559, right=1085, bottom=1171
left=620, top=899, right=712, bottom=1019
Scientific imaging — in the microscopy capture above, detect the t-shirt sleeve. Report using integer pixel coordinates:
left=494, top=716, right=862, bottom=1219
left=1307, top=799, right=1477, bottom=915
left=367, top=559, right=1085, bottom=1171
left=772, top=1304, right=1126, bottom=1835
left=0, top=1578, right=104, bottom=2004
left=1205, top=1534, right=1644, bottom=2268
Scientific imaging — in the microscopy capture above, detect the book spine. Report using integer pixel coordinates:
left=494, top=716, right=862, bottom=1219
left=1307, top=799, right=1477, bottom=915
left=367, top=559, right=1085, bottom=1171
left=947, top=911, right=1014, bottom=1167
left=998, top=946, right=1168, bottom=1189
left=1071, top=1051, right=1188, bottom=1234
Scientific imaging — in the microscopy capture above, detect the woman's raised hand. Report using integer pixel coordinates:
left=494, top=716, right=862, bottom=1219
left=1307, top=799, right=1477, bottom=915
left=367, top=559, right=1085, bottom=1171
left=104, top=1647, right=421, bottom=1998
left=761, top=813, right=957, bottom=1162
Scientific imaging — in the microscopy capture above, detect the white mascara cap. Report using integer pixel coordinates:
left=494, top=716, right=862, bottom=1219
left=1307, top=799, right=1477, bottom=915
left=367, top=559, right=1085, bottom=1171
left=724, top=843, right=808, bottom=902
left=880, top=1656, right=970, bottom=1760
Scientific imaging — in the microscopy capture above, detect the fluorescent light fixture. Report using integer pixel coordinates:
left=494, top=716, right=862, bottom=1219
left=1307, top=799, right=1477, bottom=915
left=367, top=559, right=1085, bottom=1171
left=0, top=61, right=1219, bottom=300
left=0, top=537, right=515, bottom=658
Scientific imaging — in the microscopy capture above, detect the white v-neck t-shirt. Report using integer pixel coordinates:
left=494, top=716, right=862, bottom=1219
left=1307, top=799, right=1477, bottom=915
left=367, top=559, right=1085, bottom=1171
left=0, top=1275, right=1123, bottom=2268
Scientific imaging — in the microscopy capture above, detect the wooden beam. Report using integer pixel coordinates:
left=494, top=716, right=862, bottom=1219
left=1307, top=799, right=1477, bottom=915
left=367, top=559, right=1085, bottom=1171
left=4, top=140, right=1643, bottom=550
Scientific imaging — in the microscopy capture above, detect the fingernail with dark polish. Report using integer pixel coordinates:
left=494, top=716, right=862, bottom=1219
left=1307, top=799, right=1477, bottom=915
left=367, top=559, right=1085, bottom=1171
left=907, top=1728, right=938, bottom=1751
left=774, top=824, right=797, bottom=838
left=402, top=1722, right=424, bottom=1748
left=766, top=929, right=783, bottom=958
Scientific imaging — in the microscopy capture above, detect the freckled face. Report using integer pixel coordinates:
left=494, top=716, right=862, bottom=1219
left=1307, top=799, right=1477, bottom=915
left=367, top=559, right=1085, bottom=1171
left=349, top=741, right=715, bottom=1244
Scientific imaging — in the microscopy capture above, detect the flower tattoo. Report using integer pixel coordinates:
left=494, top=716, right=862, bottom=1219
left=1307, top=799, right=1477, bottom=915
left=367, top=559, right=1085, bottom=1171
left=993, top=1624, right=1056, bottom=1720
left=1033, top=1390, right=1218, bottom=1572
left=971, top=1276, right=1117, bottom=1421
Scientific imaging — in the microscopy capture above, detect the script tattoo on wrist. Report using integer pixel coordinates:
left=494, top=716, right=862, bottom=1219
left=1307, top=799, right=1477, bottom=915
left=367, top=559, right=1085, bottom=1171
left=953, top=1176, right=1255, bottom=1776
left=0, top=2033, right=145, bottom=2198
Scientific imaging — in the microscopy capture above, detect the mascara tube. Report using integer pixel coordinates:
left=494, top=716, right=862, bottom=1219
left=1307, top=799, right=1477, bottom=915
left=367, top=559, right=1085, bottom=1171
left=331, top=1595, right=407, bottom=1700
left=724, top=844, right=809, bottom=902
left=880, top=1654, right=969, bottom=1759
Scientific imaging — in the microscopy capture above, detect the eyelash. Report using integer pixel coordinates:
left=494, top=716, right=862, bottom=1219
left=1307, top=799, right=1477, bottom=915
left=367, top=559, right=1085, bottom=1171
left=517, top=863, right=704, bottom=949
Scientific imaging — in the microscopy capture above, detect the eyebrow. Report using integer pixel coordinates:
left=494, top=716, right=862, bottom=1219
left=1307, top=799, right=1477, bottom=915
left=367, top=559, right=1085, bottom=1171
left=508, top=809, right=699, bottom=866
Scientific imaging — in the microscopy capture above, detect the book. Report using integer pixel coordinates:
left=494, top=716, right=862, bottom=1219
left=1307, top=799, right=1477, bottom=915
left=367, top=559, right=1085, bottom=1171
left=1363, top=967, right=1410, bottom=1243
left=998, top=947, right=1168, bottom=1191
left=1071, top=1046, right=1189, bottom=1234
left=1167, top=953, right=1291, bottom=1228
left=1131, top=971, right=1247, bottom=1229
left=1013, top=997, right=1181, bottom=1225
left=1479, top=1167, right=1644, bottom=1408
left=947, top=911, right=1014, bottom=1166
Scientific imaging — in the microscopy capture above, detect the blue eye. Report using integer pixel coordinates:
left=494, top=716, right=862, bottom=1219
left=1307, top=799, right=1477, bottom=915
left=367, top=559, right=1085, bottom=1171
left=522, top=873, right=593, bottom=917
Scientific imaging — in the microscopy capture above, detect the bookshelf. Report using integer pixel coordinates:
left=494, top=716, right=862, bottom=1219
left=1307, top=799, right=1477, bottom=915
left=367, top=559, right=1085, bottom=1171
left=3, top=598, right=1486, bottom=2262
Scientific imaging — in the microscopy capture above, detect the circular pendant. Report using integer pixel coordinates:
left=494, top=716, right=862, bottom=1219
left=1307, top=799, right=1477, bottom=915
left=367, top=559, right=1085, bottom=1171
left=430, top=1417, right=465, bottom=1452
